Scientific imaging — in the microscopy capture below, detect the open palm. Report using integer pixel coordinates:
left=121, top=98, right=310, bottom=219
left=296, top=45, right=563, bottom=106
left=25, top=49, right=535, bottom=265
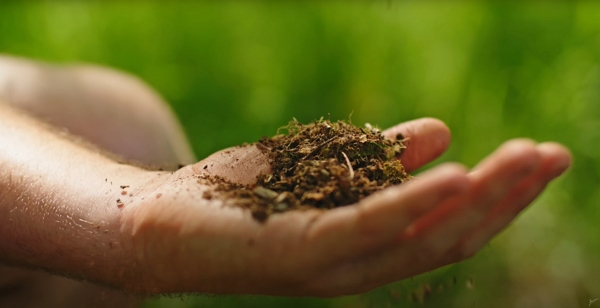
left=124, top=119, right=570, bottom=296
left=0, top=56, right=570, bottom=299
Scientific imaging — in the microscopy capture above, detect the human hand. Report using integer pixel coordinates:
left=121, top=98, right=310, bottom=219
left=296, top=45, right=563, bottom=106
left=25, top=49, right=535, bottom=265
left=121, top=119, right=571, bottom=296
left=0, top=55, right=570, bottom=299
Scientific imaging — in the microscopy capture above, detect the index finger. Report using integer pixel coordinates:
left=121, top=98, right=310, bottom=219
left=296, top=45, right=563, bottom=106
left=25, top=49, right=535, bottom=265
left=382, top=118, right=451, bottom=172
left=302, top=163, right=469, bottom=264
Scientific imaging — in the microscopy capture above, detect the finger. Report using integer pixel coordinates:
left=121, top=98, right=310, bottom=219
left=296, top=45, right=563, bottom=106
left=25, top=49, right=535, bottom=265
left=406, top=139, right=541, bottom=253
left=305, top=141, right=565, bottom=296
left=304, top=216, right=460, bottom=296
left=303, top=163, right=469, bottom=264
left=304, top=240, right=444, bottom=296
left=455, top=142, right=571, bottom=256
left=304, top=141, right=545, bottom=295
left=382, top=118, right=451, bottom=173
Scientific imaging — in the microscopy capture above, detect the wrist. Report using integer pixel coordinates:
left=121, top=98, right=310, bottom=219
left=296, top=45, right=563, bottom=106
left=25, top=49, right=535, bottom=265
left=75, top=165, right=174, bottom=291
left=115, top=166, right=197, bottom=294
left=0, top=161, right=167, bottom=291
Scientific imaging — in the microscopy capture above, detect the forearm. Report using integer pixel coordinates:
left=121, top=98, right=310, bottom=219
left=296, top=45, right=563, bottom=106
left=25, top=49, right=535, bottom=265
left=0, top=104, right=161, bottom=288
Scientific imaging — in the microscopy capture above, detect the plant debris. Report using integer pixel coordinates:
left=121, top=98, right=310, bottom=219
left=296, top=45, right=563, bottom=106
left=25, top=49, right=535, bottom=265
left=202, top=118, right=412, bottom=222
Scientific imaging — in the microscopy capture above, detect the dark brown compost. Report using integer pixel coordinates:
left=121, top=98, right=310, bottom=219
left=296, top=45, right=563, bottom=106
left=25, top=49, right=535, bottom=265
left=202, top=118, right=412, bottom=222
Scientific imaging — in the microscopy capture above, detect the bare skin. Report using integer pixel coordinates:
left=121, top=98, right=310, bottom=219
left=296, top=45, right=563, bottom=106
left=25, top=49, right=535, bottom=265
left=0, top=55, right=195, bottom=307
left=0, top=56, right=571, bottom=304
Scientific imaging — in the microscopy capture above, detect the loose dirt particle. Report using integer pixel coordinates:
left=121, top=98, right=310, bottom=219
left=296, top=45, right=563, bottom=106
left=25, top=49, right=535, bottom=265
left=203, top=118, right=411, bottom=222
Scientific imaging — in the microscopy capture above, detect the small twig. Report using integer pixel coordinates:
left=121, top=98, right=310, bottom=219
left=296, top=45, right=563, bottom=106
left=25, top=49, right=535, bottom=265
left=341, top=152, right=354, bottom=180
left=305, top=136, right=336, bottom=159
left=289, top=136, right=338, bottom=172
left=255, top=142, right=272, bottom=151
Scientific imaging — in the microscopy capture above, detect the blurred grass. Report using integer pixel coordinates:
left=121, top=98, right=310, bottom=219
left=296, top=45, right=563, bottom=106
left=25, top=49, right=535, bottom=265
left=2, top=1, right=600, bottom=307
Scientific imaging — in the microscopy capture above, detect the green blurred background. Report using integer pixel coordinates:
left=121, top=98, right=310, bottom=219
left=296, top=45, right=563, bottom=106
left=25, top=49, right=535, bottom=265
left=2, top=1, right=599, bottom=307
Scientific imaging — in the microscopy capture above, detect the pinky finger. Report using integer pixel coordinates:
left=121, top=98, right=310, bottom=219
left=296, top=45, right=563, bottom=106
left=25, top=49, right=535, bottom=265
left=454, top=142, right=571, bottom=256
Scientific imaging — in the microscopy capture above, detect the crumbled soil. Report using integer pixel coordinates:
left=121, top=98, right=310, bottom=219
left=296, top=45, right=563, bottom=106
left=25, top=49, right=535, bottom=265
left=201, top=118, right=412, bottom=222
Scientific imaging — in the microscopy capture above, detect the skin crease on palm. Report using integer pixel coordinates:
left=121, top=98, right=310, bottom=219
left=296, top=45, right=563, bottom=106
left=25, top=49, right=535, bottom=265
left=0, top=55, right=571, bottom=307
